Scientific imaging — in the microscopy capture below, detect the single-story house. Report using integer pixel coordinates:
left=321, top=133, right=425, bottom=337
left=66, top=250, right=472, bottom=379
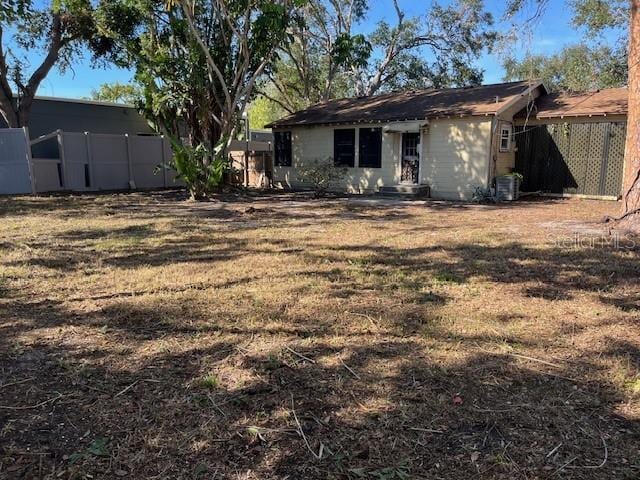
left=266, top=81, right=628, bottom=200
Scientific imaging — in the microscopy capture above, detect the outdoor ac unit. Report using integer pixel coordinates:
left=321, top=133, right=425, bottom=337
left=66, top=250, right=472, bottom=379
left=495, top=175, right=520, bottom=201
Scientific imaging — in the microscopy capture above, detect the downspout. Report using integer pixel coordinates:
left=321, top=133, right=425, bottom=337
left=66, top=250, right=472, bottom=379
left=487, top=116, right=498, bottom=190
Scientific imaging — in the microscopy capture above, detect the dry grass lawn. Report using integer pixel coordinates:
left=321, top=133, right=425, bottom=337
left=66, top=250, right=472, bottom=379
left=0, top=191, right=639, bottom=479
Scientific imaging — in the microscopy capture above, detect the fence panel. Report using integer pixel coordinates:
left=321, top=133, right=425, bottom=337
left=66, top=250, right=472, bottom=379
left=90, top=134, right=130, bottom=190
left=62, top=132, right=90, bottom=190
left=129, top=136, right=165, bottom=189
left=0, top=128, right=33, bottom=195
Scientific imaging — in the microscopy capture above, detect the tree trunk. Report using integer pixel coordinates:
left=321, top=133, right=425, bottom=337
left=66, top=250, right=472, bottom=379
left=619, top=0, right=640, bottom=229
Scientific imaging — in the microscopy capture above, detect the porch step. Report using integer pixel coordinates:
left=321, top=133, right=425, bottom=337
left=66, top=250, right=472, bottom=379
left=378, top=185, right=431, bottom=197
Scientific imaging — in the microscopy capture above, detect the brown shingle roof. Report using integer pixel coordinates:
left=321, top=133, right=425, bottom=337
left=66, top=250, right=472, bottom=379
left=516, top=87, right=628, bottom=119
left=266, top=81, right=542, bottom=128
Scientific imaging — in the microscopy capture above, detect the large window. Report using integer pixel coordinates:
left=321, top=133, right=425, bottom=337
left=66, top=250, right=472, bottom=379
left=359, top=127, right=382, bottom=168
left=499, top=123, right=512, bottom=152
left=333, top=129, right=355, bottom=167
left=274, top=131, right=292, bottom=166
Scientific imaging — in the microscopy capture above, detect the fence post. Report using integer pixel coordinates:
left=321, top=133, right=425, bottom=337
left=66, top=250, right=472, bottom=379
left=23, top=127, right=36, bottom=194
left=125, top=134, right=136, bottom=189
left=56, top=130, right=67, bottom=189
left=161, top=135, right=168, bottom=187
left=84, top=132, right=96, bottom=190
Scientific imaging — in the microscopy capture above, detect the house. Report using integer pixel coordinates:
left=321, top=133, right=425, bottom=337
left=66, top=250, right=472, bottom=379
left=266, top=81, right=629, bottom=200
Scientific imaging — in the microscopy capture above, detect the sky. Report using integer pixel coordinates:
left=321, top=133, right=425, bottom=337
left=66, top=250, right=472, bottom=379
left=8, top=0, right=623, bottom=99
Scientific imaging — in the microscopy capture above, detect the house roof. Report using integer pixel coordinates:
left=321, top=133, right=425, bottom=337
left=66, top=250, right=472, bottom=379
left=515, top=87, right=628, bottom=120
left=266, top=81, right=543, bottom=128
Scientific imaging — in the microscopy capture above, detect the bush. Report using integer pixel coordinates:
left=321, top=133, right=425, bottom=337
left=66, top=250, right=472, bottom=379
left=298, top=158, right=348, bottom=198
left=169, top=139, right=226, bottom=200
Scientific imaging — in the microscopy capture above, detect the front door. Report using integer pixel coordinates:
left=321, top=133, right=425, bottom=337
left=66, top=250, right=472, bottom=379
left=401, top=132, right=420, bottom=184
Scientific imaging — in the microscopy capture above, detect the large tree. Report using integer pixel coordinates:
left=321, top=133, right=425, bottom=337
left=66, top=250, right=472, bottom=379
left=502, top=44, right=627, bottom=91
left=0, top=0, right=111, bottom=128
left=506, top=0, right=639, bottom=229
left=264, top=0, right=497, bottom=114
left=100, top=0, right=299, bottom=199
left=621, top=0, right=640, bottom=228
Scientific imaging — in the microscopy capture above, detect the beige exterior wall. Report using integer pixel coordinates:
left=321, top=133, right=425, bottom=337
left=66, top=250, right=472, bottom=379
left=421, top=117, right=492, bottom=200
left=272, top=123, right=400, bottom=193
left=273, top=117, right=493, bottom=200
left=491, top=85, right=547, bottom=176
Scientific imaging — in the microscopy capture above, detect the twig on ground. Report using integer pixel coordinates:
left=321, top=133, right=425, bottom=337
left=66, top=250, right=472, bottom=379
left=291, top=396, right=323, bottom=460
left=340, top=359, right=360, bottom=379
left=114, top=380, right=139, bottom=398
left=0, top=377, right=34, bottom=389
left=0, top=392, right=63, bottom=410
left=114, top=378, right=160, bottom=398
left=553, top=457, right=577, bottom=476
left=409, top=427, right=444, bottom=434
left=347, top=311, right=379, bottom=328
left=285, top=346, right=316, bottom=364
left=568, top=433, right=608, bottom=469
left=546, top=443, right=563, bottom=459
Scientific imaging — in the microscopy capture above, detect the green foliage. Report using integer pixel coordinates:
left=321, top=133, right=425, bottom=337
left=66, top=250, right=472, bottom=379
left=266, top=0, right=497, bottom=114
left=170, top=139, right=226, bottom=200
left=502, top=44, right=627, bottom=92
left=90, top=82, right=141, bottom=104
left=571, top=0, right=628, bottom=36
left=472, top=185, right=495, bottom=204
left=101, top=0, right=299, bottom=199
left=298, top=159, right=348, bottom=198
left=197, top=373, right=218, bottom=390
left=248, top=94, right=285, bottom=129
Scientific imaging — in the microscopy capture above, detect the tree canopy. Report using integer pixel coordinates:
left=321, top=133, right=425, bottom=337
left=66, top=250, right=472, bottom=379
left=261, top=0, right=497, bottom=114
left=0, top=0, right=115, bottom=127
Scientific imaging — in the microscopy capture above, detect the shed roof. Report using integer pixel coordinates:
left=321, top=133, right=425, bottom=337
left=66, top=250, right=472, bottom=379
left=515, top=87, right=627, bottom=120
left=266, top=80, right=543, bottom=128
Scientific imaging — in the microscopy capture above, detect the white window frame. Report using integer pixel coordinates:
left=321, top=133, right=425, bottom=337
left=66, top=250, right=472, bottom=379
left=499, top=123, right=512, bottom=152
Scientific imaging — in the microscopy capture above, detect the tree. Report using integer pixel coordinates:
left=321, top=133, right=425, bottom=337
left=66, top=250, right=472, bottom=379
left=101, top=0, right=299, bottom=199
left=620, top=0, right=640, bottom=228
left=505, top=0, right=640, bottom=228
left=90, top=82, right=141, bottom=104
left=264, top=0, right=497, bottom=114
left=248, top=93, right=286, bottom=129
left=502, top=44, right=627, bottom=91
left=0, top=1, right=111, bottom=128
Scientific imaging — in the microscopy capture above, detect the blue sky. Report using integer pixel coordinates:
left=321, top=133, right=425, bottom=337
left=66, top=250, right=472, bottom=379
left=12, top=0, right=621, bottom=99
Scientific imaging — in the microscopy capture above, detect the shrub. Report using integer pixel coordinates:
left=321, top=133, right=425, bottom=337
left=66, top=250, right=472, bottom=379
left=298, top=158, right=348, bottom=198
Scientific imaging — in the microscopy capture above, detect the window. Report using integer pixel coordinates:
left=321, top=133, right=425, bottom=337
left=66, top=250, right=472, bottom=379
left=499, top=123, right=512, bottom=152
left=359, top=127, right=382, bottom=168
left=274, top=131, right=292, bottom=166
left=333, top=129, right=355, bottom=167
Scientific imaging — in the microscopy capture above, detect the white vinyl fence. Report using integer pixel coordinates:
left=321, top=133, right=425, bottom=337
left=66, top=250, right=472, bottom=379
left=0, top=128, right=182, bottom=195
left=0, top=128, right=35, bottom=195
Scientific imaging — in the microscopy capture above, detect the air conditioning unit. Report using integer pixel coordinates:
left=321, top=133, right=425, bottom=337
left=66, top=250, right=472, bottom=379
left=495, top=175, right=520, bottom=201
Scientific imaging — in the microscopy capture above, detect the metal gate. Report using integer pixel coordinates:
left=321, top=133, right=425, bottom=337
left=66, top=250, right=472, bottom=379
left=514, top=121, right=626, bottom=198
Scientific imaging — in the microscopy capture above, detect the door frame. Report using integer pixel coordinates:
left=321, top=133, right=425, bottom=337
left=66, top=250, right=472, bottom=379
left=399, top=131, right=422, bottom=185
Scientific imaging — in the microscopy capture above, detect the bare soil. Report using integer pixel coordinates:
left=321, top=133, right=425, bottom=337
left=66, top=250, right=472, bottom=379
left=0, top=191, right=638, bottom=479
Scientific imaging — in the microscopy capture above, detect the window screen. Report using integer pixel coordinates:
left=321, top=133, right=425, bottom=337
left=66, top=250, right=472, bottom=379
left=359, top=127, right=382, bottom=168
left=274, top=131, right=292, bottom=166
left=334, top=129, right=355, bottom=167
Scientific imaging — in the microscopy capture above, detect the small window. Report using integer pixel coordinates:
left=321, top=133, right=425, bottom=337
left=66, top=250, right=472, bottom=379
left=359, top=127, right=382, bottom=168
left=334, top=129, right=355, bottom=167
left=274, top=131, right=292, bottom=166
left=499, top=124, right=512, bottom=152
